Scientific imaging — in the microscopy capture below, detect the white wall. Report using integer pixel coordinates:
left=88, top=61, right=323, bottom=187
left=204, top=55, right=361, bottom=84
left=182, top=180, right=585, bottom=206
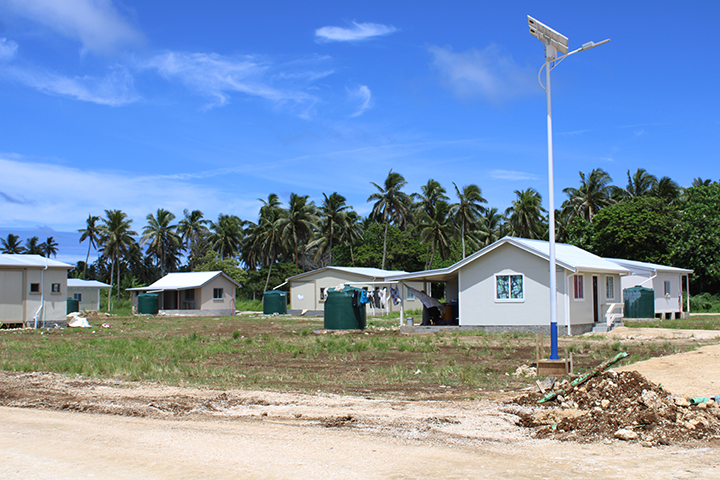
left=67, top=286, right=103, bottom=311
left=621, top=272, right=684, bottom=315
left=25, top=268, right=68, bottom=324
left=0, top=270, right=24, bottom=322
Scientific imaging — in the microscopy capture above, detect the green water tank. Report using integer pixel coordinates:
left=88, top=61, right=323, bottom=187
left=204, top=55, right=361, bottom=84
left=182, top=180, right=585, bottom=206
left=624, top=286, right=655, bottom=318
left=324, top=287, right=366, bottom=330
left=263, top=290, right=287, bottom=315
left=66, top=297, right=79, bottom=314
left=138, top=293, right=159, bottom=315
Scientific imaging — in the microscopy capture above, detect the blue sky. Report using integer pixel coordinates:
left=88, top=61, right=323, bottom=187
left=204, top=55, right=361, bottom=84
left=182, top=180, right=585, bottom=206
left=1, top=1, right=718, bottom=265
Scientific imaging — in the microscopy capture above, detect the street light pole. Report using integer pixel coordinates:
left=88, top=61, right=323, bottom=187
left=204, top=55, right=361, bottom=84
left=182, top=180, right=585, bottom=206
left=528, top=16, right=609, bottom=361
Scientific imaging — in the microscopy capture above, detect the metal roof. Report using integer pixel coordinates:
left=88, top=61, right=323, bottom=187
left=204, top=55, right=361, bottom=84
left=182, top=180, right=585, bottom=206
left=67, top=279, right=112, bottom=288
left=127, top=271, right=240, bottom=291
left=386, top=237, right=630, bottom=282
left=0, top=254, right=72, bottom=269
left=603, top=258, right=693, bottom=275
left=288, top=266, right=407, bottom=281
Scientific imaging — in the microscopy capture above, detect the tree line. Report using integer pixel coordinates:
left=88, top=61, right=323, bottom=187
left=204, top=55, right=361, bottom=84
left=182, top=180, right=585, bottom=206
left=2, top=168, right=719, bottom=298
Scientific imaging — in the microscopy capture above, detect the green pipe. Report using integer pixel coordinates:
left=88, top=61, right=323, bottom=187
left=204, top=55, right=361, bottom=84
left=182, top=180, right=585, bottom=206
left=538, top=352, right=628, bottom=404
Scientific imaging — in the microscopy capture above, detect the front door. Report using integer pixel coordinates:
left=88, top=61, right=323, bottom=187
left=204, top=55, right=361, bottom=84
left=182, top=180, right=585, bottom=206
left=592, top=276, right=599, bottom=323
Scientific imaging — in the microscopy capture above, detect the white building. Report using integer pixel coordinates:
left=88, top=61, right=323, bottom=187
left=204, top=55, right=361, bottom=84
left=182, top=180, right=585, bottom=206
left=67, top=279, right=112, bottom=312
left=0, top=254, right=73, bottom=328
left=387, top=237, right=630, bottom=334
left=604, top=258, right=693, bottom=318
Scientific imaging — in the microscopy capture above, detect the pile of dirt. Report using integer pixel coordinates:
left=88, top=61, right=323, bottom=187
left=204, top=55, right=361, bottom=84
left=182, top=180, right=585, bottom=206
left=511, top=370, right=720, bottom=445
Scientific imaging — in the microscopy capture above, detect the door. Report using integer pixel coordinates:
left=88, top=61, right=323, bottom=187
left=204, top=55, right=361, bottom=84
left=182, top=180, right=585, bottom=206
left=592, top=276, right=599, bottom=323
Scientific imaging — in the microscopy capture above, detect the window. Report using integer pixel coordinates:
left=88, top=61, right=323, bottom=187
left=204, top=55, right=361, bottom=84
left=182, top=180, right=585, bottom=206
left=574, top=275, right=584, bottom=300
left=405, top=287, right=415, bottom=300
left=30, top=283, right=40, bottom=293
left=51, top=283, right=61, bottom=293
left=605, top=277, right=614, bottom=300
left=213, top=288, right=223, bottom=300
left=319, top=287, right=327, bottom=302
left=495, top=274, right=524, bottom=301
left=664, top=280, right=671, bottom=297
left=184, top=289, right=195, bottom=300
left=73, top=293, right=82, bottom=302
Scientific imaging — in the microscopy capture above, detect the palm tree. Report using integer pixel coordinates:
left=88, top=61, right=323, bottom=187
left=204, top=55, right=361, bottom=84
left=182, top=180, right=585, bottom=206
left=450, top=183, right=487, bottom=258
left=418, top=200, right=454, bottom=269
left=413, top=179, right=449, bottom=218
left=78, top=214, right=101, bottom=279
left=141, top=208, right=181, bottom=277
left=24, top=236, right=44, bottom=255
left=311, top=192, right=349, bottom=265
left=177, top=209, right=209, bottom=268
left=624, top=168, right=658, bottom=198
left=505, top=188, right=546, bottom=239
left=40, top=236, right=59, bottom=258
left=561, top=168, right=615, bottom=223
left=367, top=170, right=412, bottom=270
left=651, top=176, right=681, bottom=202
left=209, top=214, right=244, bottom=259
left=691, top=177, right=713, bottom=187
left=337, top=210, right=364, bottom=265
left=276, top=193, right=319, bottom=274
left=476, top=207, right=505, bottom=247
left=99, top=209, right=137, bottom=302
left=242, top=195, right=286, bottom=291
left=1, top=234, right=25, bottom=254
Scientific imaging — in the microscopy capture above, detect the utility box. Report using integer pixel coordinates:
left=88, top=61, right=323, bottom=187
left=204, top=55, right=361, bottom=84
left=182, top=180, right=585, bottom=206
left=624, top=286, right=655, bottom=318
left=324, top=286, right=366, bottom=330
left=263, top=290, right=287, bottom=315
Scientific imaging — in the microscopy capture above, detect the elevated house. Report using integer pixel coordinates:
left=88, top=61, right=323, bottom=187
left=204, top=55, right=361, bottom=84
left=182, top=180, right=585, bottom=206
left=386, top=237, right=631, bottom=334
left=604, top=258, right=693, bottom=318
left=0, top=254, right=73, bottom=328
left=128, top=271, right=239, bottom=316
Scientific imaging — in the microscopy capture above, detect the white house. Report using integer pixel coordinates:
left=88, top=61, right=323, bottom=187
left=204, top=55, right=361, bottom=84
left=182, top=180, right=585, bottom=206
left=286, top=266, right=424, bottom=315
left=604, top=258, right=693, bottom=318
left=0, top=254, right=73, bottom=328
left=386, top=237, right=631, bottom=335
left=128, top=271, right=239, bottom=316
left=67, top=279, right=112, bottom=312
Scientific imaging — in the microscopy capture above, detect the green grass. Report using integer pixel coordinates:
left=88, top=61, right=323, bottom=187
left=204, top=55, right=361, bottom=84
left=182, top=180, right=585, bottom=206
left=236, top=299, right=263, bottom=311
left=625, top=314, right=720, bottom=331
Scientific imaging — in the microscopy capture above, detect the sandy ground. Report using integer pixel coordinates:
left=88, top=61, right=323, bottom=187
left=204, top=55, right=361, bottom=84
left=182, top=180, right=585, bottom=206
left=1, top=327, right=719, bottom=479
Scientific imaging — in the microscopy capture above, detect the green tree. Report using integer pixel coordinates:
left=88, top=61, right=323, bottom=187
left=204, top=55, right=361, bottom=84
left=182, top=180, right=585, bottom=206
left=590, top=196, right=675, bottom=263
left=1, top=234, right=26, bottom=254
left=650, top=176, right=681, bottom=203
left=418, top=200, right=455, bottom=269
left=311, top=192, right=349, bottom=265
left=561, top=168, right=615, bottom=223
left=40, top=236, right=59, bottom=258
left=78, top=214, right=101, bottom=279
left=505, top=188, right=546, bottom=239
left=670, top=183, right=720, bottom=293
left=209, top=214, right=244, bottom=259
left=24, top=236, right=43, bottom=255
left=476, top=207, right=505, bottom=247
left=177, top=209, right=209, bottom=269
left=99, top=209, right=138, bottom=301
left=195, top=250, right=248, bottom=289
left=623, top=168, right=658, bottom=199
left=334, top=223, right=425, bottom=273
left=276, top=193, right=319, bottom=274
left=141, top=208, right=181, bottom=277
left=450, top=183, right=486, bottom=258
left=367, top=170, right=412, bottom=270
left=242, top=194, right=286, bottom=292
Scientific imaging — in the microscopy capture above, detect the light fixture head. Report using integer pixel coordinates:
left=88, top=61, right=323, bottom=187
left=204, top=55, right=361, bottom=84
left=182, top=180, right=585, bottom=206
left=528, top=15, right=568, bottom=55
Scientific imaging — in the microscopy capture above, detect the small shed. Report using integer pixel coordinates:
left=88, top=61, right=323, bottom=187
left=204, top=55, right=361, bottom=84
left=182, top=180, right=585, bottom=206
left=67, top=279, right=111, bottom=311
left=128, top=271, right=239, bottom=316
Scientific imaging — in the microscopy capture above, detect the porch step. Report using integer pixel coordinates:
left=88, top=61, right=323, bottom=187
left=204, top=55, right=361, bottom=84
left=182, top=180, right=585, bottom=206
left=591, top=319, right=624, bottom=334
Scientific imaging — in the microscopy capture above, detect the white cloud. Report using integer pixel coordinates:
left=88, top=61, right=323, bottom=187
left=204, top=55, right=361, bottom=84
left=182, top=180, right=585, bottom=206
left=348, top=85, right=372, bottom=117
left=429, top=44, right=535, bottom=104
left=490, top=170, right=541, bottom=181
left=3, top=0, right=143, bottom=55
left=0, top=38, right=19, bottom=61
left=6, top=64, right=139, bottom=106
left=144, top=51, right=325, bottom=111
left=315, top=22, right=397, bottom=42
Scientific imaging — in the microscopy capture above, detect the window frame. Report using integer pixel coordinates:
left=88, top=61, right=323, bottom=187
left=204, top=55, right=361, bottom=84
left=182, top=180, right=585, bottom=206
left=664, top=280, right=671, bottom=297
left=494, top=273, right=524, bottom=302
left=319, top=287, right=327, bottom=302
left=30, top=283, right=40, bottom=294
left=573, top=274, right=585, bottom=301
left=213, top=288, right=224, bottom=300
left=605, top=276, right=615, bottom=300
left=51, top=283, right=61, bottom=294
left=73, top=293, right=82, bottom=302
left=405, top=287, right=415, bottom=301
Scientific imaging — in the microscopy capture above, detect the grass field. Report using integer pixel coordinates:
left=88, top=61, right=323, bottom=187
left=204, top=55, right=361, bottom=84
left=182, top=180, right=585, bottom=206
left=1, top=313, right=719, bottom=400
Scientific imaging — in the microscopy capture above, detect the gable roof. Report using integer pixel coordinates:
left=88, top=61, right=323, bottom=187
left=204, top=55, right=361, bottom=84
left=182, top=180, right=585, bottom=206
left=603, top=258, right=693, bottom=275
left=288, top=266, right=407, bottom=282
left=127, top=271, right=240, bottom=291
left=0, top=254, right=72, bottom=269
left=386, top=237, right=630, bottom=282
left=67, top=279, right=112, bottom=288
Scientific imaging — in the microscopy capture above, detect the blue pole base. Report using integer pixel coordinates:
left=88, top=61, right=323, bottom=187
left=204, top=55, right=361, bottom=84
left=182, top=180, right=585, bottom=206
left=548, top=321, right=560, bottom=360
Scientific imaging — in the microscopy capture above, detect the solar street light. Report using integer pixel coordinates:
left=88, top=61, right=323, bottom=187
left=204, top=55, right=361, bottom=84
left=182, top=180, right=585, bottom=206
left=527, top=15, right=609, bottom=361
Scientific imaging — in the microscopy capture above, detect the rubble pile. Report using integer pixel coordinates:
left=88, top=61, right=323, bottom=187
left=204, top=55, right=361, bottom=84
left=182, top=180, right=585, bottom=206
left=512, top=370, right=720, bottom=445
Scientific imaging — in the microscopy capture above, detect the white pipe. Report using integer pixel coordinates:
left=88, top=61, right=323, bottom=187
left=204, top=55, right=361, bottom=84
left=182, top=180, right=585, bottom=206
left=565, top=270, right=571, bottom=336
left=34, top=257, right=49, bottom=329
left=639, top=272, right=657, bottom=287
